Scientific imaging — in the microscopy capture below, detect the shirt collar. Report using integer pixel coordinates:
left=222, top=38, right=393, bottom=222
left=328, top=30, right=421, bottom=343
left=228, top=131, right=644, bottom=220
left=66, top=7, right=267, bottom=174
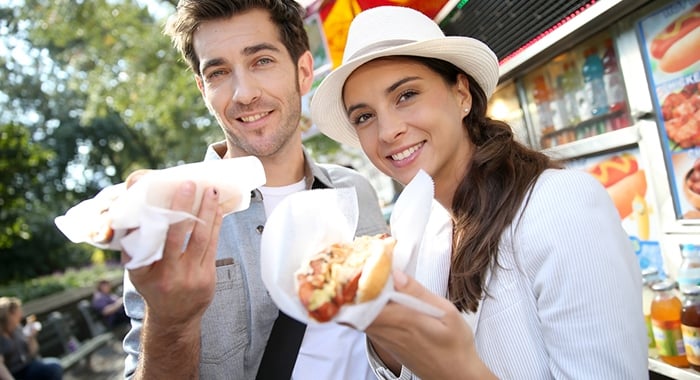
left=204, top=141, right=334, bottom=191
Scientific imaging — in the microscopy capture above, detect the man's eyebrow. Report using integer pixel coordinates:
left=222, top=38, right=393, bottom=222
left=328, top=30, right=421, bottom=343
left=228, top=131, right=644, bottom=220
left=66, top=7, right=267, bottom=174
left=200, top=57, right=226, bottom=76
left=242, top=42, right=281, bottom=56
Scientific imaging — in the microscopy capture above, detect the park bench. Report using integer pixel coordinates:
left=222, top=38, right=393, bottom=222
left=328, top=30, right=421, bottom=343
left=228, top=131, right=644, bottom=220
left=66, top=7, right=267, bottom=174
left=37, top=308, right=114, bottom=371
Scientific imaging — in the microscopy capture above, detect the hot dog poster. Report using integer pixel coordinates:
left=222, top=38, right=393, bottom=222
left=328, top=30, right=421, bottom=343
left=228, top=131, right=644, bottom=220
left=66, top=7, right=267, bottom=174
left=567, top=149, right=664, bottom=275
left=638, top=0, right=700, bottom=220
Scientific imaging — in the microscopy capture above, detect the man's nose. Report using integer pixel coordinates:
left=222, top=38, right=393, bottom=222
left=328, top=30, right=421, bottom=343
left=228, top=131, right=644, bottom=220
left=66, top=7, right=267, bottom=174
left=232, top=73, right=262, bottom=105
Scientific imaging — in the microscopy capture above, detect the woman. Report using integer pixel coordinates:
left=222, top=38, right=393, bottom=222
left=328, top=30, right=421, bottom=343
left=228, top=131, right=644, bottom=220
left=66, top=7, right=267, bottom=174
left=311, top=6, right=647, bottom=380
left=0, top=297, right=62, bottom=380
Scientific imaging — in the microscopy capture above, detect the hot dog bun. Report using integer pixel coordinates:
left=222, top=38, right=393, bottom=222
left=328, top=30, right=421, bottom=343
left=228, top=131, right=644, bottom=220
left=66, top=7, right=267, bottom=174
left=296, top=233, right=395, bottom=322
left=651, top=5, right=700, bottom=73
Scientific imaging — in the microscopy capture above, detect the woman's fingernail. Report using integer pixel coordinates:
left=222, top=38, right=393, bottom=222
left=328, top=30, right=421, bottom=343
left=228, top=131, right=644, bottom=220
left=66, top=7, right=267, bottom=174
left=393, top=270, right=408, bottom=288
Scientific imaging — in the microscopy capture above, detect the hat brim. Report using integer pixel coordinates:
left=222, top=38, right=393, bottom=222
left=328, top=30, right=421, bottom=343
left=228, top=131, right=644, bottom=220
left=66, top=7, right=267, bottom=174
left=310, top=36, right=499, bottom=149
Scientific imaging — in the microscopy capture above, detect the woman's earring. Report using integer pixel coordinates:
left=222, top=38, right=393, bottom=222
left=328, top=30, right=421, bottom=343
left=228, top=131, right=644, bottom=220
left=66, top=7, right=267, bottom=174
left=464, top=107, right=471, bottom=113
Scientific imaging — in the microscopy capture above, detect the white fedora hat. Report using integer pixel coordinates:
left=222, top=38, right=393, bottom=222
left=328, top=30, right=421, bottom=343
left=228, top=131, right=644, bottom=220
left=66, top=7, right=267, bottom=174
left=310, top=5, right=499, bottom=149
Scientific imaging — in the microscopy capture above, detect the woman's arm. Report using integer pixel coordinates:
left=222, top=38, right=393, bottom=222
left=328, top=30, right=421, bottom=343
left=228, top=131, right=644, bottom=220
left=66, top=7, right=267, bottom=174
left=0, top=358, right=15, bottom=380
left=517, top=170, right=647, bottom=378
left=365, top=271, right=497, bottom=380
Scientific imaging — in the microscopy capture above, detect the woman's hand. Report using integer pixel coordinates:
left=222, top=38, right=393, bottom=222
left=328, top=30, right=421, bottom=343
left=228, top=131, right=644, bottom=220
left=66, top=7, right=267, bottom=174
left=365, top=271, right=496, bottom=380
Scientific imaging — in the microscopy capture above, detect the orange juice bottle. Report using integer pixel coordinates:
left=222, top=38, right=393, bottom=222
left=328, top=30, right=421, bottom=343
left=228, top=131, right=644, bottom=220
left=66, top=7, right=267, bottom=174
left=651, top=280, right=689, bottom=367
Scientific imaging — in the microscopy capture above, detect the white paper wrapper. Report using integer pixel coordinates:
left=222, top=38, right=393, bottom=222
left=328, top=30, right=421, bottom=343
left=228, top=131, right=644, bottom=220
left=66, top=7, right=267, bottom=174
left=261, top=170, right=446, bottom=330
left=55, top=156, right=266, bottom=269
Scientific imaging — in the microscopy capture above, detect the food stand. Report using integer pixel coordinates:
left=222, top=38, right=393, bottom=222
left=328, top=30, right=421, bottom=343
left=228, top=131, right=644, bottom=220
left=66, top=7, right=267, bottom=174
left=437, top=0, right=700, bottom=377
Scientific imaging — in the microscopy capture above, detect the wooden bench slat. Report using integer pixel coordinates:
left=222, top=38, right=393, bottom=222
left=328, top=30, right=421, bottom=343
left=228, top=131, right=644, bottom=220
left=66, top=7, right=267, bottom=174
left=37, top=310, right=115, bottom=371
left=59, top=332, right=113, bottom=370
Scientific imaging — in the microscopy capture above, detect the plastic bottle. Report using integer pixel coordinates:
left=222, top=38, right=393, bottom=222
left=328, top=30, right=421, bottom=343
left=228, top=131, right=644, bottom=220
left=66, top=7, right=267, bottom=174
left=582, top=47, right=608, bottom=117
left=551, top=80, right=568, bottom=131
left=681, top=286, right=700, bottom=371
left=677, top=244, right=700, bottom=295
left=651, top=279, right=689, bottom=367
left=533, top=75, right=555, bottom=136
left=557, top=62, right=581, bottom=127
left=602, top=39, right=626, bottom=114
left=643, top=268, right=661, bottom=349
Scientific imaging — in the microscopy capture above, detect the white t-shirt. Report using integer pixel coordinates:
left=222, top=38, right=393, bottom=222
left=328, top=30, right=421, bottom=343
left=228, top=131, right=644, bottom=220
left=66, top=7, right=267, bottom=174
left=259, top=179, right=374, bottom=380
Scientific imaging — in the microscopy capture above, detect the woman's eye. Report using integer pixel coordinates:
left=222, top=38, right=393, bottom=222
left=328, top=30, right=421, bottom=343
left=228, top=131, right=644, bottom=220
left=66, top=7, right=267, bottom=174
left=351, top=112, right=373, bottom=126
left=398, top=90, right=418, bottom=103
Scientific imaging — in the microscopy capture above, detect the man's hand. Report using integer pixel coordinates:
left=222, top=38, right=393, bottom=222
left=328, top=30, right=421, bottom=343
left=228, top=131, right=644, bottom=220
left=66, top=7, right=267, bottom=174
left=124, top=180, right=223, bottom=379
left=365, top=271, right=496, bottom=380
left=126, top=181, right=221, bottom=325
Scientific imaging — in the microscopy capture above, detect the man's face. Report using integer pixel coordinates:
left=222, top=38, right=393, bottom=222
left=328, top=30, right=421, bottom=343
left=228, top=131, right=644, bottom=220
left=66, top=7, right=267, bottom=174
left=193, top=9, right=314, bottom=158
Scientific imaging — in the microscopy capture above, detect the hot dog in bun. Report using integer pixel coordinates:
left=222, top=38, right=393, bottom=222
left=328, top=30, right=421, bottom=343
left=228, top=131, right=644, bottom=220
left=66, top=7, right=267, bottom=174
left=296, top=233, right=396, bottom=322
left=587, top=153, right=647, bottom=220
left=650, top=4, right=700, bottom=73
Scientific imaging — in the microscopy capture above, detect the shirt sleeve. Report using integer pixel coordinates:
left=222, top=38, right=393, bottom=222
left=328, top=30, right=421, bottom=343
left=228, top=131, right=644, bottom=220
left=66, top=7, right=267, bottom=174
left=122, top=268, right=144, bottom=379
left=514, top=170, right=647, bottom=379
left=366, top=338, right=416, bottom=380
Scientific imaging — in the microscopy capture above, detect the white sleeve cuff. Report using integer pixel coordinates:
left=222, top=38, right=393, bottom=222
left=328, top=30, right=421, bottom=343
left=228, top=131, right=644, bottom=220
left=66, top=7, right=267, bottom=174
left=366, top=338, right=416, bottom=380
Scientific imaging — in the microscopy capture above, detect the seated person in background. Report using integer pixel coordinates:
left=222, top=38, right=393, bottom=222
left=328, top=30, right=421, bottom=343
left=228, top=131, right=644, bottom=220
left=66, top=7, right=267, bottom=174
left=0, top=297, right=63, bottom=380
left=92, top=280, right=129, bottom=329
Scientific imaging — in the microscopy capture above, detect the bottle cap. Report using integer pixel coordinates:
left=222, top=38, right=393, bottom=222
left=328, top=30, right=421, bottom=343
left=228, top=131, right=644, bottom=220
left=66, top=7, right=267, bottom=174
left=682, top=244, right=700, bottom=258
left=651, top=279, right=676, bottom=292
left=681, top=286, right=700, bottom=297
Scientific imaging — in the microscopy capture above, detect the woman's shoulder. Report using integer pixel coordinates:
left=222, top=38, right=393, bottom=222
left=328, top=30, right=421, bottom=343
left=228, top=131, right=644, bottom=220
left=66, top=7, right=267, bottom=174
left=530, top=169, right=607, bottom=202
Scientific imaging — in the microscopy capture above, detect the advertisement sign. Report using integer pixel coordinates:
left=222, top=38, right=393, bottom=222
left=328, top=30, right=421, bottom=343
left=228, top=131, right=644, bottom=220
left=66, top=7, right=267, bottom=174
left=567, top=148, right=665, bottom=276
left=304, top=13, right=333, bottom=76
left=638, top=0, right=700, bottom=220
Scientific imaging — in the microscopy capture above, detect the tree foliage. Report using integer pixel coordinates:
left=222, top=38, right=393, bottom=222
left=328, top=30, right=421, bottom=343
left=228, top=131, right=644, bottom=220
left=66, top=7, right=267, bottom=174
left=0, top=0, right=220, bottom=285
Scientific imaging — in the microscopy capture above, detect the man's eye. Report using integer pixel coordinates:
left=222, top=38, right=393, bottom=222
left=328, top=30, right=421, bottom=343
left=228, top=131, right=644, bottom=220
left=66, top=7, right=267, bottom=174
left=206, top=69, right=226, bottom=80
left=256, top=57, right=273, bottom=66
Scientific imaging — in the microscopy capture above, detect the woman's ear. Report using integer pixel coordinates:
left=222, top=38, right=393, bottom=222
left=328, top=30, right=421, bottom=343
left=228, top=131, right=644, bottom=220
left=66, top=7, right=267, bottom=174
left=456, top=74, right=472, bottom=115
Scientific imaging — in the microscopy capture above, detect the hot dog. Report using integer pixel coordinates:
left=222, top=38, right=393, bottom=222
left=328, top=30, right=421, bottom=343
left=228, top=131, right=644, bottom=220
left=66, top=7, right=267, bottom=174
left=650, top=4, right=700, bottom=73
left=587, top=154, right=647, bottom=220
left=295, top=233, right=395, bottom=322
left=55, top=156, right=265, bottom=250
left=587, top=153, right=638, bottom=188
left=86, top=175, right=244, bottom=245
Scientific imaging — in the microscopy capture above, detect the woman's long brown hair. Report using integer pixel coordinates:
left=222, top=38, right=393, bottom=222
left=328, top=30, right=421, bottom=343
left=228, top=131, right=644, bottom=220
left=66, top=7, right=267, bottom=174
left=414, top=56, right=560, bottom=312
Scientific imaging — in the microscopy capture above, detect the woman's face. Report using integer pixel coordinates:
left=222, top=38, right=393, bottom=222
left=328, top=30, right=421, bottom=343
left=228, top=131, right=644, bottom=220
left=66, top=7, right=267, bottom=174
left=7, top=306, right=22, bottom=331
left=343, top=57, right=473, bottom=197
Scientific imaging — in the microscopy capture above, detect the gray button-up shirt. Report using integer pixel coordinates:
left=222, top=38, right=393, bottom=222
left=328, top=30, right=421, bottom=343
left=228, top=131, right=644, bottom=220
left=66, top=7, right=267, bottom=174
left=123, top=144, right=388, bottom=379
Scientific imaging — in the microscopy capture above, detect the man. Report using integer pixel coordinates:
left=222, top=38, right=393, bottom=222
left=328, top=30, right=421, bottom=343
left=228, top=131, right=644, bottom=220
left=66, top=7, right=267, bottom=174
left=121, top=0, right=388, bottom=379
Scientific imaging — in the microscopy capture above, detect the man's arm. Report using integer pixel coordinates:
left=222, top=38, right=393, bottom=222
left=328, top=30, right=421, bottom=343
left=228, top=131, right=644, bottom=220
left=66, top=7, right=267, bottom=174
left=101, top=297, right=124, bottom=316
left=134, top=312, right=203, bottom=379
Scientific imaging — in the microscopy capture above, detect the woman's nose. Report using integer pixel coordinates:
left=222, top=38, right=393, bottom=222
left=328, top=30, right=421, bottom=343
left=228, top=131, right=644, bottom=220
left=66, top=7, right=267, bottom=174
left=377, top=113, right=406, bottom=143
